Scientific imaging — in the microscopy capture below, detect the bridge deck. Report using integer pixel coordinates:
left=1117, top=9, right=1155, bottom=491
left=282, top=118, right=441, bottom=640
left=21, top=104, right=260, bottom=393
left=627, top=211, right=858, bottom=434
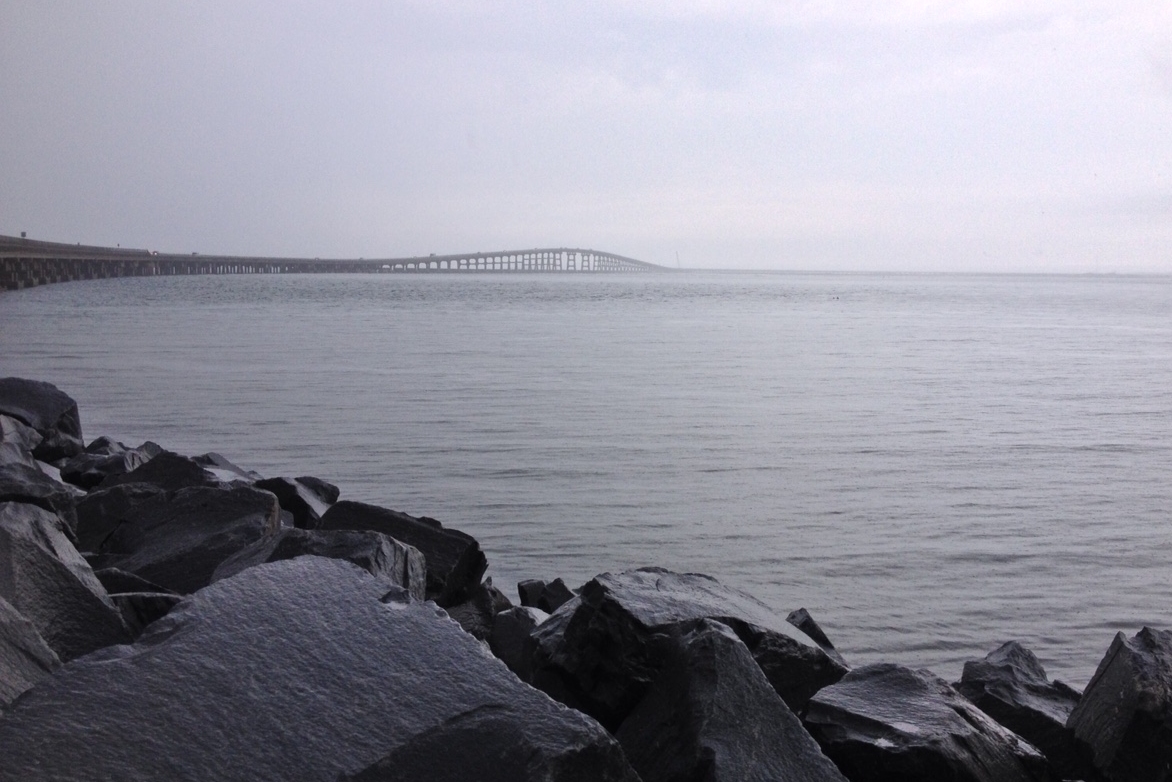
left=0, top=236, right=662, bottom=290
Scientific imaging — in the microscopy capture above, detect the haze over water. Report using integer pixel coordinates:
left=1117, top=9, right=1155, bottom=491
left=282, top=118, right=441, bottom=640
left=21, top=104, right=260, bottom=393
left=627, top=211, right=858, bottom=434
left=2, top=270, right=1170, bottom=687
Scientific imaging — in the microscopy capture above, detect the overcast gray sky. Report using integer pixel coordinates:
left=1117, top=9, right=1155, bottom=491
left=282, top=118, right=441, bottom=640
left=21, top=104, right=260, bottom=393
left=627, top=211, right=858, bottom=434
left=2, top=2, right=1170, bottom=271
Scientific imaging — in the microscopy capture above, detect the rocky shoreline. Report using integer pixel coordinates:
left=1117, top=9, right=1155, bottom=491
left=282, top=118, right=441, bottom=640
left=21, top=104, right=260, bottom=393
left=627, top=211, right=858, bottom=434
left=0, top=376, right=1168, bottom=781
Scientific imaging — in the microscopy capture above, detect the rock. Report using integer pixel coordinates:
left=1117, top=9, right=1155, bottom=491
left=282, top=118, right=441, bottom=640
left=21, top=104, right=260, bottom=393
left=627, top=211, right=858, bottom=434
left=803, top=663, right=1051, bottom=782
left=254, top=476, right=337, bottom=529
left=0, top=415, right=44, bottom=471
left=519, top=577, right=576, bottom=613
left=788, top=607, right=848, bottom=668
left=93, top=567, right=176, bottom=595
left=490, top=606, right=548, bottom=682
left=0, top=556, right=640, bottom=782
left=617, top=618, right=848, bottom=782
left=318, top=500, right=487, bottom=606
left=0, top=595, right=60, bottom=709
left=110, top=592, right=183, bottom=635
left=0, top=501, right=131, bottom=661
left=956, top=641, right=1097, bottom=781
left=0, top=378, right=84, bottom=461
left=59, top=439, right=155, bottom=490
left=210, top=527, right=426, bottom=600
left=191, top=451, right=263, bottom=484
left=296, top=475, right=340, bottom=503
left=446, top=579, right=513, bottom=641
left=530, top=567, right=848, bottom=730
left=94, top=485, right=281, bottom=594
left=74, top=483, right=165, bottom=553
left=1067, top=627, right=1172, bottom=782
left=97, top=450, right=227, bottom=492
left=0, top=460, right=79, bottom=531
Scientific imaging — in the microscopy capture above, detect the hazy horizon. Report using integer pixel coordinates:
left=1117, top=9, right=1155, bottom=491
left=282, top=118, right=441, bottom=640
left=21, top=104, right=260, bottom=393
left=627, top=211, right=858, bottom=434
left=3, top=2, right=1170, bottom=272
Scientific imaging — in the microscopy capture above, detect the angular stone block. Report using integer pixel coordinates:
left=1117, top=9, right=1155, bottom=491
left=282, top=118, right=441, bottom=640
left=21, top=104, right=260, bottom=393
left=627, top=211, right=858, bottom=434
left=0, top=557, right=639, bottom=782
left=804, top=663, right=1051, bottom=782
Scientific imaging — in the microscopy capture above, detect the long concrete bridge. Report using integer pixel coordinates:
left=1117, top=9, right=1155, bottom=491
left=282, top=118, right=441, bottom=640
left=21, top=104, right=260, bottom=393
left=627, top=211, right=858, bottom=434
left=0, top=235, right=662, bottom=290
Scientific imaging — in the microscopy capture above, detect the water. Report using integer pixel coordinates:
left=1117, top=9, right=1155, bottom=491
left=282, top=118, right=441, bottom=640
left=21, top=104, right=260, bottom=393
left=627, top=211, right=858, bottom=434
left=2, top=271, right=1170, bottom=687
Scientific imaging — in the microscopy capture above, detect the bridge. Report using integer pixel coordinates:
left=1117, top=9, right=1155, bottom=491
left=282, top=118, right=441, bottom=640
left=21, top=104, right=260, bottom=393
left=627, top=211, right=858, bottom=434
left=0, top=235, right=662, bottom=290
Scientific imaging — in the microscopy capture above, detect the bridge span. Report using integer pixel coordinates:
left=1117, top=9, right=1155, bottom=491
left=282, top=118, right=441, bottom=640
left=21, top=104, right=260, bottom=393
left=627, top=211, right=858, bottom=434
left=0, top=235, right=662, bottom=291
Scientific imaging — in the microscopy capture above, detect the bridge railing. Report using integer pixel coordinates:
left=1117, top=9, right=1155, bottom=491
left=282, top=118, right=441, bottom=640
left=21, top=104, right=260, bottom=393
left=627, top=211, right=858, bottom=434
left=0, top=238, right=662, bottom=291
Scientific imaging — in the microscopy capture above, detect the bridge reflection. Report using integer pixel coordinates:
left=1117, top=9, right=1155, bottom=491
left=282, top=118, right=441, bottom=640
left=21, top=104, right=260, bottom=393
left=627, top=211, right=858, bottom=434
left=0, top=236, right=662, bottom=291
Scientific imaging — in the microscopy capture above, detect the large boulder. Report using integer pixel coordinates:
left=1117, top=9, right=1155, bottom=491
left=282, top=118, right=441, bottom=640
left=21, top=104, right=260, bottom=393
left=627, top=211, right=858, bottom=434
left=1067, top=627, right=1172, bottom=782
left=616, top=618, right=849, bottom=782
left=0, top=556, right=640, bottom=782
left=74, top=483, right=165, bottom=553
left=253, top=476, right=338, bottom=529
left=97, top=450, right=230, bottom=493
left=0, top=378, right=84, bottom=461
left=59, top=438, right=158, bottom=490
left=0, top=595, right=60, bottom=710
left=210, top=527, right=426, bottom=600
left=93, top=485, right=281, bottom=594
left=956, top=641, right=1097, bottom=781
left=803, top=663, right=1051, bottom=782
left=318, top=500, right=487, bottom=606
left=191, top=452, right=263, bottom=484
left=445, top=578, right=514, bottom=641
left=0, top=415, right=43, bottom=466
left=0, top=460, right=79, bottom=531
left=0, top=502, right=130, bottom=661
left=490, top=605, right=548, bottom=682
left=530, top=567, right=848, bottom=730
left=518, top=577, right=576, bottom=613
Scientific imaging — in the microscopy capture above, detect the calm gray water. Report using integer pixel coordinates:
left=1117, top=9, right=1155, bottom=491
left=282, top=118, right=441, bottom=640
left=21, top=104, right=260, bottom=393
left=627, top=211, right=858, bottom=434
left=2, top=271, right=1170, bottom=686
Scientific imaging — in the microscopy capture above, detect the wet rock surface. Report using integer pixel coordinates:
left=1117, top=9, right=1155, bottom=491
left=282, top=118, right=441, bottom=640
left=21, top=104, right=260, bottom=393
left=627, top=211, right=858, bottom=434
left=59, top=438, right=156, bottom=490
left=0, top=595, right=60, bottom=709
left=956, top=641, right=1097, bottom=781
left=319, top=500, right=487, bottom=606
left=97, top=450, right=230, bottom=492
left=210, top=526, right=426, bottom=600
left=0, top=556, right=639, bottom=782
left=74, top=482, right=165, bottom=553
left=0, top=378, right=84, bottom=461
left=530, top=567, right=848, bottom=730
left=1067, top=626, right=1172, bottom=782
left=616, top=618, right=848, bottom=782
left=804, top=662, right=1051, bottom=782
left=519, top=577, right=576, bottom=613
left=92, top=485, right=281, bottom=594
left=254, top=476, right=337, bottom=528
left=0, top=501, right=130, bottom=661
left=0, top=460, right=79, bottom=531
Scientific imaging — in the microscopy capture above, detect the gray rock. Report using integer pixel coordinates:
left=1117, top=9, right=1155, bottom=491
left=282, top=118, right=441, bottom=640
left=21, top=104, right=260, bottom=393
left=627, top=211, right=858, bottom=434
left=97, top=450, right=227, bottom=492
left=956, top=641, right=1097, bottom=781
left=0, top=460, right=79, bottom=531
left=191, top=451, right=263, bottom=484
left=803, top=663, right=1051, bottom=782
left=318, top=500, right=487, bottom=607
left=617, top=619, right=848, bottom=782
left=253, top=476, right=337, bottom=529
left=0, top=378, right=84, bottom=461
left=445, top=578, right=514, bottom=641
left=210, top=527, right=426, bottom=600
left=1067, top=627, right=1172, bottom=782
left=0, top=501, right=130, bottom=661
left=110, top=592, right=183, bottom=635
left=489, top=605, right=548, bottom=682
left=530, top=567, right=848, bottom=730
left=59, top=439, right=155, bottom=490
left=74, top=483, right=165, bottom=553
left=0, top=556, right=639, bottom=782
left=788, top=607, right=848, bottom=668
left=0, top=416, right=43, bottom=472
left=93, top=567, right=175, bottom=595
left=94, top=485, right=281, bottom=594
left=0, top=595, right=60, bottom=709
left=519, top=577, right=576, bottom=613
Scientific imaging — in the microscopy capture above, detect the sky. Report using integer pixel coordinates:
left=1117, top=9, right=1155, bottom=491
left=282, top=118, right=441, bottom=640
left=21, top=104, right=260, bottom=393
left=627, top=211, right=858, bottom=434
left=1, top=1, right=1170, bottom=271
